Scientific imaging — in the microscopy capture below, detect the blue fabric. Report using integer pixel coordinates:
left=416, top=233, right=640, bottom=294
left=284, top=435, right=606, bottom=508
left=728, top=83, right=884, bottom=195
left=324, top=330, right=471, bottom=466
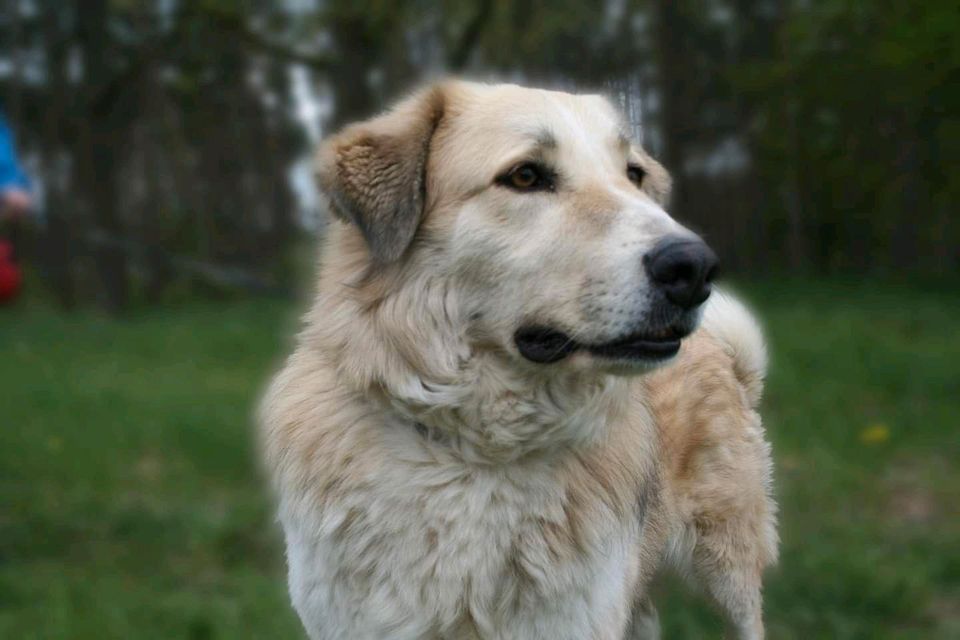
left=0, top=111, right=30, bottom=191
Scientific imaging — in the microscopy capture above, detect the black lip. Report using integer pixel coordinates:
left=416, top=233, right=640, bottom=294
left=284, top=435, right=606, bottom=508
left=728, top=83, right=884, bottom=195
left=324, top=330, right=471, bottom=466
left=514, top=326, right=684, bottom=364
left=586, top=333, right=682, bottom=360
left=514, top=327, right=578, bottom=363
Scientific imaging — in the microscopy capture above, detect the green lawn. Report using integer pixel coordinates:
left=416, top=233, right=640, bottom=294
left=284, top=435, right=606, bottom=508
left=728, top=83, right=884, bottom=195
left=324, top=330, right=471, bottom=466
left=1, top=281, right=957, bottom=639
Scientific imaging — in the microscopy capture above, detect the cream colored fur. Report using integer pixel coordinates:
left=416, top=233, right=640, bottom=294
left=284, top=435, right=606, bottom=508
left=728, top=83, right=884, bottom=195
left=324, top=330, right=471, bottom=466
left=260, top=80, right=778, bottom=640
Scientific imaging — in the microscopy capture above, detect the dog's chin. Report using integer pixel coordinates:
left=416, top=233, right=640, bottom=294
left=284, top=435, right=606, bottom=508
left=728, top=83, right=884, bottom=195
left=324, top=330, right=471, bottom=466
left=513, top=322, right=694, bottom=373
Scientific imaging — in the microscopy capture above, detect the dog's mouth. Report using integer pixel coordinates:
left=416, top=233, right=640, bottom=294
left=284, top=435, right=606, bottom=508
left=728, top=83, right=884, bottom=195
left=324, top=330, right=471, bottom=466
left=514, top=325, right=686, bottom=364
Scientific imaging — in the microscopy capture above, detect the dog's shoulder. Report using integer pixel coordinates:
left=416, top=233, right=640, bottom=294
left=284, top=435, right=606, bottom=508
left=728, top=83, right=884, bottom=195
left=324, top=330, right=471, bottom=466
left=640, top=291, right=774, bottom=529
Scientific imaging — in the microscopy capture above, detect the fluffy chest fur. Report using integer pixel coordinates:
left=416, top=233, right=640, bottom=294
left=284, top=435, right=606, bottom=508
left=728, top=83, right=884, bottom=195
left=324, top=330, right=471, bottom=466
left=263, top=350, right=665, bottom=640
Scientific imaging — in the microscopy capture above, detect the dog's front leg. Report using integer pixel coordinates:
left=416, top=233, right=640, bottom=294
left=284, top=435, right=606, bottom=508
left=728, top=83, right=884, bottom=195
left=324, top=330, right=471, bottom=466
left=624, top=596, right=661, bottom=640
left=692, top=538, right=766, bottom=640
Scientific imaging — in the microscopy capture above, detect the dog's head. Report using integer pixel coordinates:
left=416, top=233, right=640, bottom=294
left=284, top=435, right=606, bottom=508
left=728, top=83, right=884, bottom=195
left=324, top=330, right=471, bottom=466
left=317, top=81, right=717, bottom=376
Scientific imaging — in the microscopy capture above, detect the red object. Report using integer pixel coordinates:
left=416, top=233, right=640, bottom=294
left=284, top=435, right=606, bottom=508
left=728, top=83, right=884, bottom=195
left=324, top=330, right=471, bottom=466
left=0, top=239, right=21, bottom=303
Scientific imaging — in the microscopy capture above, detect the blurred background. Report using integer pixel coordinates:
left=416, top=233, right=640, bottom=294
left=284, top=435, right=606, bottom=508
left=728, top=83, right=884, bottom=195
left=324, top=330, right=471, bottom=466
left=0, top=1, right=957, bottom=638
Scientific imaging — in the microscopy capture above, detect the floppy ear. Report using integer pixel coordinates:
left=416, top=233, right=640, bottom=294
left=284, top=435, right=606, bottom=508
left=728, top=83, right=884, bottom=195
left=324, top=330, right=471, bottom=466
left=315, top=86, right=446, bottom=264
left=637, top=149, right=673, bottom=207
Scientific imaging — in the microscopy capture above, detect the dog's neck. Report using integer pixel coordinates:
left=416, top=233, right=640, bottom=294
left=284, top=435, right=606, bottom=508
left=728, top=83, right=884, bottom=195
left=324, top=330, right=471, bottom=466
left=376, top=348, right=631, bottom=464
left=302, top=230, right=632, bottom=465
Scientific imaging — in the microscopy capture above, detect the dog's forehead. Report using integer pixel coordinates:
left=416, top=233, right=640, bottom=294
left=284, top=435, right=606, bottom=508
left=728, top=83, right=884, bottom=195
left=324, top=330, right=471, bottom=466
left=447, top=83, right=626, bottom=146
left=432, top=82, right=632, bottom=184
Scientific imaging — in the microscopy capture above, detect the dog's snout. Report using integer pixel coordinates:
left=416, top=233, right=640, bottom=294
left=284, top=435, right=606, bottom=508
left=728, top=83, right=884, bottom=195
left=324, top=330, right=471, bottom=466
left=643, top=236, right=719, bottom=309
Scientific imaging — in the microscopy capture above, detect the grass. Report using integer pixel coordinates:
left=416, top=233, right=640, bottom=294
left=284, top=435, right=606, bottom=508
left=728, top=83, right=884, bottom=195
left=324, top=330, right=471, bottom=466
left=1, top=280, right=957, bottom=638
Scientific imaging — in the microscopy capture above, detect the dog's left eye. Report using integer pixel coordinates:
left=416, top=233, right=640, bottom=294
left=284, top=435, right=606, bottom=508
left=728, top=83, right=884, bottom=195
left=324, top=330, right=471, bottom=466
left=497, top=163, right=554, bottom=192
left=627, top=164, right=645, bottom=187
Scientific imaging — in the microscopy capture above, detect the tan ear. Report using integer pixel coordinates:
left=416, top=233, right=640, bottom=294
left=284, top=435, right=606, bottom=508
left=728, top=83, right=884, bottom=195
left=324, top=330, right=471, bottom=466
left=315, top=85, right=446, bottom=264
left=637, top=149, right=673, bottom=207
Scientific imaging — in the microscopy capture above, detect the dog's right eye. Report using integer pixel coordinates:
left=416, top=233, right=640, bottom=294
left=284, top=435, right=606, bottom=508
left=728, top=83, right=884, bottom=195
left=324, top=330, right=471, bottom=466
left=496, top=163, right=554, bottom=192
left=626, top=164, right=646, bottom=187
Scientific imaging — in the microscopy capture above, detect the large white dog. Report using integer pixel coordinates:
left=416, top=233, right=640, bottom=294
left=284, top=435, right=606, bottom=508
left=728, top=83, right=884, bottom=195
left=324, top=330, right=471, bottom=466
left=261, top=80, right=778, bottom=639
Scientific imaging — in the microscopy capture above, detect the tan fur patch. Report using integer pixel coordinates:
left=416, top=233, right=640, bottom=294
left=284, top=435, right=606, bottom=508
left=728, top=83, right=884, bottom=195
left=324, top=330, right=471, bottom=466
left=566, top=185, right=623, bottom=234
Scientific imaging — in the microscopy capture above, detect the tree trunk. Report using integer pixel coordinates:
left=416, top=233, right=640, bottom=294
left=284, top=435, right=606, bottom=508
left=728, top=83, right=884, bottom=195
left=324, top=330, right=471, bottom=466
left=38, top=0, right=76, bottom=308
left=652, top=0, right=689, bottom=215
left=328, top=16, right=380, bottom=129
left=76, top=0, right=129, bottom=312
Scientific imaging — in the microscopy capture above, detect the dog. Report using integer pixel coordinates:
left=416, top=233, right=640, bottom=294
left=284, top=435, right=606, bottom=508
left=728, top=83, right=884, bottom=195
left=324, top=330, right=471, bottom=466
left=260, top=80, right=778, bottom=639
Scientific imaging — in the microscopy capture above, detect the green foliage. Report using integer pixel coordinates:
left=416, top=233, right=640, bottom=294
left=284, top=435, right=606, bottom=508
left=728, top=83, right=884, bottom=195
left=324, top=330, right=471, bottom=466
left=1, top=282, right=958, bottom=637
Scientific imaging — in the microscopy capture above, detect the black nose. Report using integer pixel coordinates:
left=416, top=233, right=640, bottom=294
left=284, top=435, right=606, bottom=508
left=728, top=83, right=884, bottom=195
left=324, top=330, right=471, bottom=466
left=643, top=236, right=719, bottom=309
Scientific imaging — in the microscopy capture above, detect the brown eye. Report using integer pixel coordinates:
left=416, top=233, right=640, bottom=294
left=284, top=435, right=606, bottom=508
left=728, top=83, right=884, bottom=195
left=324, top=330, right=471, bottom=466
left=512, top=165, right=539, bottom=189
left=497, top=163, right=554, bottom=192
left=627, top=164, right=645, bottom=187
